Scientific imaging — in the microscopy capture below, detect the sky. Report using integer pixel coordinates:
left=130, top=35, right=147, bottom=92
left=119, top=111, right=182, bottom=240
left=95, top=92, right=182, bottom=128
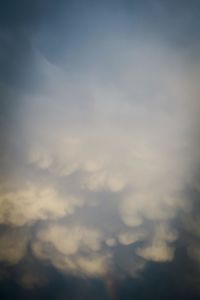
left=1, top=0, right=200, bottom=299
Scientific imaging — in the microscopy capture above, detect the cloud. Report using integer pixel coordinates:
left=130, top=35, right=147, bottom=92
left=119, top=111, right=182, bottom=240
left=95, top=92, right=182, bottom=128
left=118, top=229, right=147, bottom=246
left=0, top=27, right=199, bottom=285
left=136, top=242, right=174, bottom=262
left=32, top=224, right=108, bottom=276
left=120, top=191, right=188, bottom=227
left=75, top=255, right=108, bottom=276
left=36, top=224, right=102, bottom=255
left=136, top=224, right=178, bottom=262
left=0, top=183, right=82, bottom=226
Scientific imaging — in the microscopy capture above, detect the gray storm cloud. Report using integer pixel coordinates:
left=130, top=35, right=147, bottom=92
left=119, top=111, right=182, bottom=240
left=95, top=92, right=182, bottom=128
left=0, top=27, right=200, bottom=287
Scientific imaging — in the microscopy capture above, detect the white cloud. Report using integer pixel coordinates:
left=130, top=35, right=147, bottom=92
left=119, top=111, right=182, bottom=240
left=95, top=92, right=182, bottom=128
left=0, top=183, right=82, bottom=226
left=118, top=230, right=146, bottom=246
left=136, top=241, right=174, bottom=262
left=136, top=224, right=178, bottom=262
left=76, top=255, right=108, bottom=276
left=36, top=224, right=102, bottom=255
left=32, top=224, right=108, bottom=276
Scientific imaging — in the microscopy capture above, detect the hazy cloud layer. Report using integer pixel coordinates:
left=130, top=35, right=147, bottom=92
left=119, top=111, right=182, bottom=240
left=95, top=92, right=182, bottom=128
left=0, top=0, right=200, bottom=292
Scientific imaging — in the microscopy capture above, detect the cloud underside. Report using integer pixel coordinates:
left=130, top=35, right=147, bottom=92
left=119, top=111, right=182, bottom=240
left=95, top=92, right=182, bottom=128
left=0, top=36, right=199, bottom=287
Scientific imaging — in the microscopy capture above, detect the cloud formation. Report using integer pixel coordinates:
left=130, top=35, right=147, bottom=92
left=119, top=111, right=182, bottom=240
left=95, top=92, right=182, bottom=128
left=0, top=4, right=200, bottom=288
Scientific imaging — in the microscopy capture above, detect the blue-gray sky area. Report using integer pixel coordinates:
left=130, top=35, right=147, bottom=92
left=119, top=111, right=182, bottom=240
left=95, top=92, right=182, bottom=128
left=1, top=1, right=200, bottom=299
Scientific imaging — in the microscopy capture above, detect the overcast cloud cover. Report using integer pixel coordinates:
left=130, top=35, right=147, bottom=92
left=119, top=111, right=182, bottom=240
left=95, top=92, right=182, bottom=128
left=1, top=0, right=200, bottom=299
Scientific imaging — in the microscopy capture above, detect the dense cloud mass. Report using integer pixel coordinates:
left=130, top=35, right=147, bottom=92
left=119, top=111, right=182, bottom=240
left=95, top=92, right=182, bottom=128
left=1, top=0, right=200, bottom=298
